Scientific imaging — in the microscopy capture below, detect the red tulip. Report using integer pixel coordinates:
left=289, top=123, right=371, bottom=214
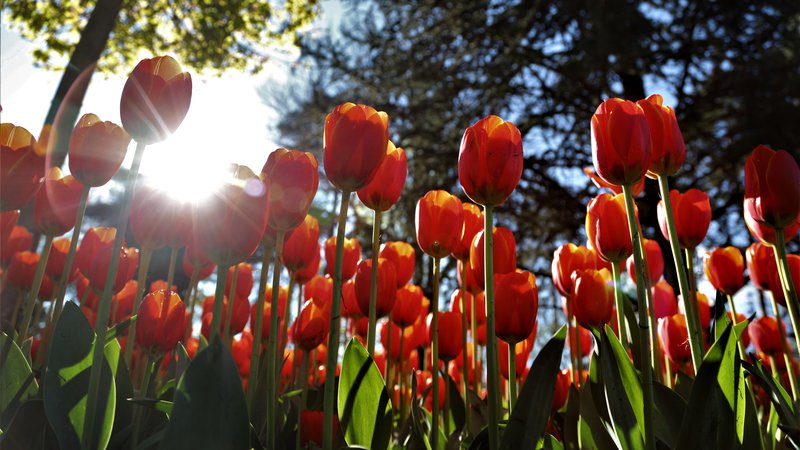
left=357, top=140, right=407, bottom=211
left=130, top=184, right=190, bottom=249
left=112, top=280, right=138, bottom=323
left=1, top=225, right=32, bottom=264
left=149, top=280, right=176, bottom=294
left=457, top=259, right=482, bottom=295
left=381, top=321, right=416, bottom=360
left=7, top=251, right=39, bottom=289
left=659, top=314, right=692, bottom=364
left=341, top=280, right=361, bottom=318
left=567, top=325, right=593, bottom=358
left=469, top=227, right=517, bottom=289
left=767, top=254, right=800, bottom=307
left=283, top=214, right=320, bottom=272
left=299, top=410, right=338, bottom=449
left=571, top=268, right=614, bottom=328
left=1, top=123, right=45, bottom=211
left=590, top=98, right=651, bottom=186
left=679, top=292, right=710, bottom=330
left=86, top=244, right=138, bottom=293
left=324, top=236, right=361, bottom=280
left=749, top=316, right=785, bottom=356
left=495, top=270, right=538, bottom=344
left=263, top=285, right=289, bottom=319
left=323, top=102, right=389, bottom=192
left=120, top=55, right=192, bottom=144
left=498, top=339, right=532, bottom=380
left=33, top=168, right=84, bottom=236
left=744, top=204, right=799, bottom=245
left=195, top=165, right=269, bottom=266
left=551, top=244, right=603, bottom=298
left=626, top=238, right=664, bottom=285
left=730, top=312, right=751, bottom=348
left=225, top=263, right=254, bottom=300
left=68, top=113, right=131, bottom=187
left=637, top=94, right=685, bottom=178
left=583, top=167, right=645, bottom=197
left=744, top=145, right=800, bottom=229
left=585, top=193, right=633, bottom=263
left=429, top=311, right=463, bottom=362
left=451, top=288, right=486, bottom=326
left=451, top=203, right=484, bottom=261
left=657, top=189, right=711, bottom=248
left=704, top=247, right=745, bottom=296
left=415, top=190, right=464, bottom=258
left=199, top=294, right=249, bottom=337
left=305, top=274, right=333, bottom=306
left=458, top=115, right=524, bottom=206
left=293, top=244, right=321, bottom=285
left=293, top=300, right=330, bottom=352
left=181, top=243, right=215, bottom=280
left=231, top=330, right=253, bottom=377
left=391, top=284, right=424, bottom=328
left=135, top=289, right=185, bottom=353
left=261, top=148, right=319, bottom=231
left=45, top=237, right=78, bottom=281
left=354, top=258, right=397, bottom=318
left=746, top=243, right=777, bottom=290
left=249, top=301, right=281, bottom=341
left=379, top=241, right=415, bottom=287
left=652, top=280, right=678, bottom=319
left=0, top=210, right=20, bottom=244
left=75, top=227, right=117, bottom=277
left=551, top=369, right=571, bottom=411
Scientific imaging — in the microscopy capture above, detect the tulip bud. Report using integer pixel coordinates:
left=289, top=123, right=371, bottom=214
left=625, top=238, right=664, bottom=285
left=68, top=113, right=131, bottom=187
left=293, top=244, right=321, bottom=285
left=494, top=270, right=538, bottom=344
left=750, top=316, right=785, bottom=356
left=657, top=189, right=711, bottom=249
left=652, top=280, right=678, bottom=319
left=637, top=94, right=686, bottom=178
left=354, top=258, right=398, bottom=318
left=571, top=268, right=614, bottom=328
left=1, top=123, right=45, bottom=211
left=293, top=300, right=330, bottom=352
left=33, top=168, right=84, bottom=236
left=451, top=203, right=484, bottom=261
left=590, top=98, right=651, bottom=186
left=659, top=314, right=692, bottom=364
left=499, top=339, right=532, bottom=380
left=324, top=236, right=361, bottom=280
left=283, top=214, right=320, bottom=272
left=357, top=140, right=407, bottom=211
left=744, top=204, right=799, bottom=246
left=130, top=184, right=190, bottom=249
left=135, top=289, right=185, bottom=353
left=225, top=263, right=254, bottom=300
left=323, top=103, right=389, bottom=192
left=585, top=193, right=633, bottom=263
left=551, top=244, right=601, bottom=298
left=469, top=227, right=517, bottom=290
left=678, top=292, right=710, bottom=330
left=744, top=145, right=800, bottom=229
left=391, top=284, right=424, bottom=328
left=415, top=190, right=464, bottom=259
left=1, top=225, right=32, bottom=265
left=704, top=247, right=745, bottom=296
left=379, top=241, right=415, bottom=287
left=261, top=148, right=319, bottom=231
left=7, top=251, right=39, bottom=289
left=429, top=311, right=463, bottom=362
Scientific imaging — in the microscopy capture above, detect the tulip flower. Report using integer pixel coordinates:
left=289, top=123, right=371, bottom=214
left=86, top=244, right=138, bottom=294
left=112, top=280, right=138, bottom=323
left=657, top=189, right=711, bottom=249
left=293, top=245, right=321, bottom=285
left=341, top=280, right=361, bottom=318
left=469, top=227, right=517, bottom=289
left=46, top=237, right=77, bottom=280
left=231, top=331, right=254, bottom=378
left=33, top=168, right=84, bottom=237
left=68, top=113, right=131, bottom=187
left=75, top=227, right=117, bottom=277
left=182, top=243, right=216, bottom=281
left=120, top=55, right=192, bottom=144
left=626, top=238, right=664, bottom=285
left=323, top=102, right=389, bottom=192
left=357, top=140, right=407, bottom=211
left=768, top=255, right=800, bottom=307
left=135, top=289, right=185, bottom=353
left=1, top=123, right=46, bottom=211
left=571, top=268, right=614, bottom=328
left=415, top=190, right=464, bottom=259
left=0, top=210, right=20, bottom=244
left=294, top=300, right=331, bottom=352
left=583, top=167, right=645, bottom=197
left=379, top=241, right=415, bottom=287
left=0, top=225, right=32, bottom=264
left=551, top=369, right=571, bottom=411
left=551, top=244, right=602, bottom=297
left=458, top=115, right=524, bottom=206
left=429, top=311, right=463, bottom=362
left=451, top=203, right=484, bottom=262
left=354, top=258, right=398, bottom=319
left=652, top=280, right=678, bottom=319
left=590, top=98, right=651, bottom=186
left=704, top=247, right=745, bottom=296
left=679, top=292, right=710, bottom=330
left=7, top=251, right=39, bottom=289
left=305, top=274, right=333, bottom=306
left=744, top=206, right=799, bottom=245
left=261, top=148, right=319, bottom=232
left=567, top=325, right=594, bottom=359
left=744, top=145, right=800, bottom=229
left=451, top=289, right=487, bottom=325
left=498, top=339, right=531, bottom=380
left=585, top=193, right=633, bottom=263
left=494, top=270, right=538, bottom=344
left=283, top=215, right=320, bottom=272
left=130, top=184, right=190, bottom=250
left=324, top=236, right=361, bottom=280
left=637, top=94, right=686, bottom=178
left=249, top=301, right=280, bottom=342
left=457, top=259, right=482, bottom=295
left=659, top=314, right=692, bottom=364
left=391, top=284, right=424, bottom=328
left=225, top=263, right=254, bottom=300
left=299, top=410, right=338, bottom=449
left=750, top=316, right=785, bottom=356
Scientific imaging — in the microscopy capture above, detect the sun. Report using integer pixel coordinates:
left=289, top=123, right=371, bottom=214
left=139, top=140, right=231, bottom=204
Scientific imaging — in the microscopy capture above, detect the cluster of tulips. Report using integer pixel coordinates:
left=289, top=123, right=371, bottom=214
left=1, top=52, right=799, bottom=450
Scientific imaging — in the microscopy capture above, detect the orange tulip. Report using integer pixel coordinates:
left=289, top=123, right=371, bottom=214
left=659, top=314, right=692, bottom=364
left=451, top=203, right=483, bottom=262
left=7, top=251, right=39, bottom=289
left=469, top=227, right=517, bottom=290
left=744, top=145, right=800, bottom=229
left=45, top=237, right=78, bottom=281
left=498, top=339, right=532, bottom=380
left=590, top=98, right=651, bottom=186
left=1, top=123, right=45, bottom=211
left=585, top=193, right=632, bottom=263
left=323, top=103, right=389, bottom=192
left=450, top=288, right=486, bottom=326
left=225, top=262, right=254, bottom=300
left=626, top=238, right=664, bottom=285
left=0, top=210, right=20, bottom=244
left=637, top=94, right=685, bottom=178
left=68, top=113, right=131, bottom=187
left=324, top=236, right=361, bottom=280
left=571, top=268, right=614, bottom=328
left=679, top=292, right=710, bottom=330
left=293, top=300, right=331, bottom=352
left=33, top=168, right=83, bottom=236
left=749, top=316, right=785, bottom=356
left=120, top=55, right=192, bottom=144
left=305, top=274, right=333, bottom=305
left=657, top=189, right=711, bottom=248
left=357, top=140, right=407, bottom=211
left=458, top=115, right=524, bottom=206
left=354, top=258, right=397, bottom=318
left=293, top=244, right=321, bottom=285
left=130, top=184, right=190, bottom=249
left=744, top=202, right=799, bottom=245
left=75, top=226, right=117, bottom=276
left=415, top=190, right=464, bottom=258
left=135, top=289, right=185, bottom=353
left=704, top=247, right=745, bottom=296
left=0, top=225, right=32, bottom=264
left=495, top=270, right=538, bottom=344
left=391, top=284, right=424, bottom=328
left=379, top=241, right=415, bottom=287
left=261, top=148, right=319, bottom=231
left=282, top=214, right=320, bottom=272
left=551, top=244, right=603, bottom=298
left=652, top=280, right=678, bottom=319
left=429, top=311, right=463, bottom=362
left=746, top=243, right=777, bottom=290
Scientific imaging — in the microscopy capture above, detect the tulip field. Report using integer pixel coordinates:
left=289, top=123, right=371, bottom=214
left=2, top=53, right=800, bottom=450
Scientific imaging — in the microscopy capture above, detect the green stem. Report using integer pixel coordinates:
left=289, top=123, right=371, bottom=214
left=279, top=275, right=296, bottom=360
left=399, top=329, right=406, bottom=424
left=469, top=275, right=479, bottom=396
left=484, top=205, right=500, bottom=450
left=165, top=246, right=178, bottom=290
left=297, top=350, right=310, bottom=450
left=769, top=288, right=800, bottom=402
left=181, top=267, right=200, bottom=345
left=18, top=235, right=53, bottom=345
left=444, top=363, right=451, bottom=438
left=50, top=185, right=89, bottom=325
left=664, top=355, right=673, bottom=389
left=386, top=319, right=393, bottom=387
left=223, top=264, right=239, bottom=342
left=84, top=141, right=146, bottom=448
left=246, top=244, right=272, bottom=412
left=683, top=248, right=704, bottom=341
left=125, top=248, right=153, bottom=366
left=209, top=264, right=231, bottom=345
left=566, top=299, right=578, bottom=385
left=131, top=352, right=156, bottom=449
left=459, top=267, right=471, bottom=427
left=10, top=290, right=24, bottom=331
left=322, top=190, right=352, bottom=450
left=774, top=229, right=800, bottom=364
left=266, top=230, right=286, bottom=450
left=367, top=209, right=382, bottom=355
left=636, top=220, right=661, bottom=377
left=611, top=261, right=629, bottom=352
left=622, top=183, right=655, bottom=450
left=508, top=342, right=516, bottom=414
left=657, top=175, right=703, bottom=373
left=431, top=256, right=441, bottom=450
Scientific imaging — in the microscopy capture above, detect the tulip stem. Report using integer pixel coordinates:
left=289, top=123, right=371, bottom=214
left=386, top=319, right=393, bottom=387
left=683, top=248, right=704, bottom=341
left=657, top=175, right=703, bottom=373
left=18, top=235, right=53, bottom=345
left=566, top=299, right=578, bottom=385
left=132, top=351, right=156, bottom=449
left=635, top=221, right=661, bottom=377
left=611, top=261, right=629, bottom=352
left=774, top=230, right=800, bottom=362
left=399, top=329, right=406, bottom=423
left=182, top=267, right=200, bottom=345
left=323, top=190, right=352, bottom=450
left=664, top=355, right=673, bottom=389
left=279, top=275, right=296, bottom=364
left=459, top=267, right=471, bottom=428
left=469, top=276, right=480, bottom=396
left=247, top=243, right=272, bottom=412
left=84, top=140, right=146, bottom=448
left=769, top=271, right=800, bottom=402
left=622, top=183, right=655, bottom=450
left=297, top=350, right=310, bottom=450
left=223, top=264, right=240, bottom=342
left=266, top=230, right=286, bottom=450
left=483, top=204, right=500, bottom=450
left=50, top=185, right=90, bottom=326
left=444, top=365, right=451, bottom=438
left=367, top=209, right=383, bottom=355
left=125, top=248, right=153, bottom=366
left=507, top=342, right=517, bottom=414
left=431, top=256, right=442, bottom=449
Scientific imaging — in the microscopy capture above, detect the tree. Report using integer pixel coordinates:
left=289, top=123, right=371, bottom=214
left=3, top=0, right=320, bottom=166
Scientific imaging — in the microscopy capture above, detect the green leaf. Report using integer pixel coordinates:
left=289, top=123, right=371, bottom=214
left=442, top=370, right=465, bottom=437
left=0, top=332, right=37, bottom=429
left=598, top=326, right=644, bottom=450
left=562, top=385, right=580, bottom=449
left=128, top=398, right=174, bottom=415
left=43, top=302, right=119, bottom=450
left=536, top=434, right=565, bottom=450
left=109, top=337, right=135, bottom=449
left=652, top=382, right=685, bottom=448
left=500, top=325, right=567, bottom=450
left=743, top=360, right=799, bottom=432
left=0, top=399, right=57, bottom=448
left=577, top=382, right=616, bottom=450
left=338, top=338, right=393, bottom=450
left=741, top=382, right=765, bottom=450
left=157, top=337, right=250, bottom=450
left=673, top=371, right=693, bottom=402
left=675, top=322, right=739, bottom=449
left=408, top=373, right=432, bottom=450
